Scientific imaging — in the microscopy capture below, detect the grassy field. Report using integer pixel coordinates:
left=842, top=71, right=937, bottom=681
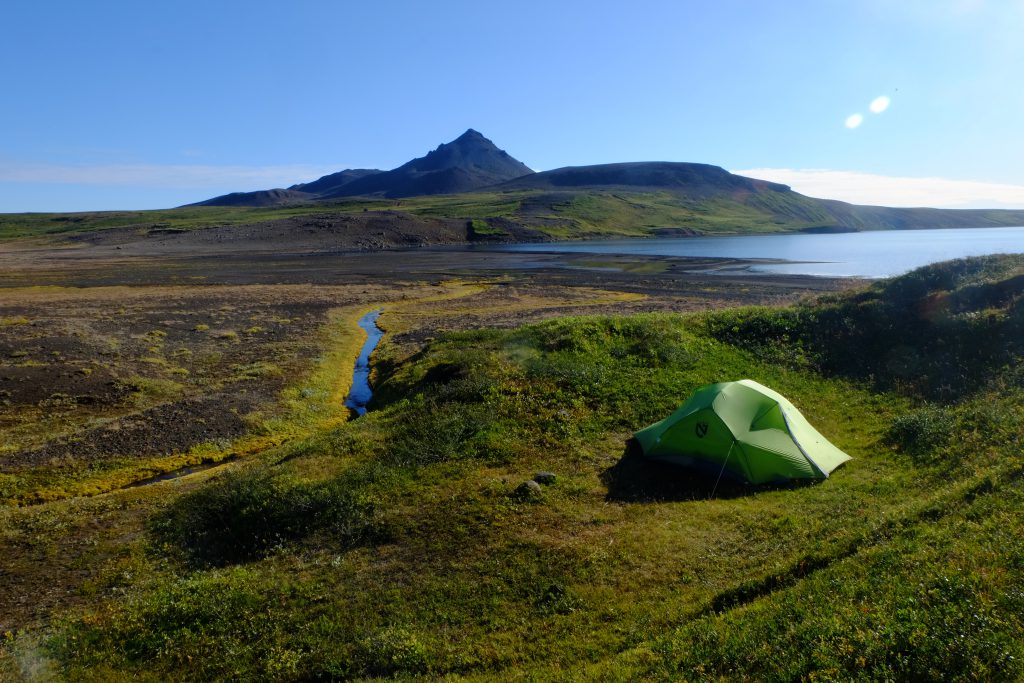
left=2, top=255, right=1021, bottom=680
left=0, top=189, right=841, bottom=243
left=4, top=185, right=1023, bottom=246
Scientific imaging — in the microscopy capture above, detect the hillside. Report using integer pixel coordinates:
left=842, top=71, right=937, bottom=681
left=498, top=160, right=791, bottom=195
left=499, top=161, right=1024, bottom=232
left=8, top=255, right=1021, bottom=680
left=820, top=198, right=1024, bottom=231
left=173, top=128, right=1024, bottom=236
left=289, top=168, right=383, bottom=195
left=3, top=128, right=1024, bottom=245
left=188, top=188, right=315, bottom=208
left=5, top=186, right=1024, bottom=252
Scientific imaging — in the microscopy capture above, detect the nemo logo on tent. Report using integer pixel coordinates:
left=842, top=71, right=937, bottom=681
left=695, top=421, right=709, bottom=438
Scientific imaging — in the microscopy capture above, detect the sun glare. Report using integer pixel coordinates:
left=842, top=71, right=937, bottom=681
left=845, top=113, right=864, bottom=129
left=870, top=95, right=891, bottom=114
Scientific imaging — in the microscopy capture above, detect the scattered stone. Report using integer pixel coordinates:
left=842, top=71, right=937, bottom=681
left=534, top=471, right=557, bottom=485
left=514, top=480, right=542, bottom=500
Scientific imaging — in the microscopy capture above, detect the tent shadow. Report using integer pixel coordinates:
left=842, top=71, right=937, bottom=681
left=601, top=440, right=812, bottom=502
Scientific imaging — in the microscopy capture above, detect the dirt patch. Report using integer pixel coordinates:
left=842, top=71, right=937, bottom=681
left=1, top=392, right=259, bottom=472
left=64, top=210, right=473, bottom=252
left=0, top=283, right=408, bottom=465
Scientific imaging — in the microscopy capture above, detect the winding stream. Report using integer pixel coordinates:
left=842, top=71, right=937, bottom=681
left=344, top=308, right=384, bottom=416
left=125, top=455, right=239, bottom=488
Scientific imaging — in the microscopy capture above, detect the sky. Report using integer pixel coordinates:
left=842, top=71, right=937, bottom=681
left=2, top=0, right=1023, bottom=212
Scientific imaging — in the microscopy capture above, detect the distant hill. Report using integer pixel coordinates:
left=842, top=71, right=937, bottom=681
left=191, top=169, right=387, bottom=208
left=497, top=161, right=790, bottom=196
left=498, top=161, right=1024, bottom=232
left=188, top=130, right=533, bottom=207
left=188, top=188, right=315, bottom=208
left=289, top=168, right=383, bottom=196
left=815, top=199, right=1024, bottom=231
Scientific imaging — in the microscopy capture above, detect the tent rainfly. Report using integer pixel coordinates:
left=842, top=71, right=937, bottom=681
left=633, top=379, right=851, bottom=485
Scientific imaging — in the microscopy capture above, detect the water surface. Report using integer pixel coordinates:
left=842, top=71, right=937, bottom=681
left=345, top=309, right=384, bottom=416
left=498, top=226, right=1024, bottom=278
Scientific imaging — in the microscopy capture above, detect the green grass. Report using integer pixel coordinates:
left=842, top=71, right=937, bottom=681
left=4, top=256, right=1024, bottom=681
left=5, top=183, right=1024, bottom=244
left=0, top=187, right=849, bottom=243
left=0, top=201, right=395, bottom=240
left=703, top=254, right=1024, bottom=400
left=466, top=218, right=509, bottom=238
left=152, top=465, right=381, bottom=568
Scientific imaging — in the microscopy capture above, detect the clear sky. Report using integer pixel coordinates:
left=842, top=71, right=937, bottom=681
left=2, top=0, right=1022, bottom=212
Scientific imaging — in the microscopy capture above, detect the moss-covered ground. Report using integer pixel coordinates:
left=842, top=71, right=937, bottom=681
left=2, top=256, right=1023, bottom=681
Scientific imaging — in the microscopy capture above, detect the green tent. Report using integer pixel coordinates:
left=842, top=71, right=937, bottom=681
left=633, top=379, right=851, bottom=485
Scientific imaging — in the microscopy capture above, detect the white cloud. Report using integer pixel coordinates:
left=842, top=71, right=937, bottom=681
left=0, top=162, right=340, bottom=189
left=734, top=168, right=1024, bottom=209
left=845, top=114, right=864, bottom=129
left=869, top=96, right=890, bottom=114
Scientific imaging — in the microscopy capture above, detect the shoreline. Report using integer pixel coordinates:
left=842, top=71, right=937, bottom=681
left=0, top=235, right=859, bottom=290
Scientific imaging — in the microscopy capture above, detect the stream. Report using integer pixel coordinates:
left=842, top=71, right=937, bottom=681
left=125, top=455, right=240, bottom=488
left=344, top=308, right=384, bottom=416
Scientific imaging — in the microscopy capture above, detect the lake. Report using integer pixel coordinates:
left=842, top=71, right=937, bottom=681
left=497, top=226, right=1024, bottom=278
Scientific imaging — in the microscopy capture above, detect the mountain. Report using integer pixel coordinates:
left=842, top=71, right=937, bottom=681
left=182, top=129, right=1024, bottom=235
left=496, top=161, right=1024, bottom=232
left=496, top=161, right=790, bottom=196
left=320, top=129, right=533, bottom=199
left=189, top=188, right=315, bottom=208
left=189, top=130, right=533, bottom=207
left=288, top=168, right=383, bottom=196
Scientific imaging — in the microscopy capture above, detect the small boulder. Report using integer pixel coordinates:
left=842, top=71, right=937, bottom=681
left=514, top=480, right=542, bottom=500
left=533, top=471, right=557, bottom=486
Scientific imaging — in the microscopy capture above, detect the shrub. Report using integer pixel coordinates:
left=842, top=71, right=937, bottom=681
left=154, top=467, right=377, bottom=567
left=355, top=627, right=428, bottom=677
left=385, top=400, right=494, bottom=467
left=703, top=257, right=1024, bottom=402
left=886, top=406, right=953, bottom=461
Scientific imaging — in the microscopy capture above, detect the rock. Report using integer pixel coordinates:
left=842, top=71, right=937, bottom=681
left=533, top=471, right=557, bottom=485
left=514, top=480, right=542, bottom=500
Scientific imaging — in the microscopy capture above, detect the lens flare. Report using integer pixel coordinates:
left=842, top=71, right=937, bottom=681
left=845, top=113, right=864, bottom=129
left=870, top=96, right=891, bottom=114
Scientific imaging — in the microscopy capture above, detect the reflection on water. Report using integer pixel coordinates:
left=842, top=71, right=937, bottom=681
left=498, top=226, right=1024, bottom=278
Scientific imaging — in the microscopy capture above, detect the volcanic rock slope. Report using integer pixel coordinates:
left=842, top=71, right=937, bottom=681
left=192, top=129, right=534, bottom=206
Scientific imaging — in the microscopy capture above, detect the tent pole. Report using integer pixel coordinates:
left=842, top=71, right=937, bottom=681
left=710, top=441, right=736, bottom=498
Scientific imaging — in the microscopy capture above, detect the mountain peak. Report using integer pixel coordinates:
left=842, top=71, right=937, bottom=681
left=411, top=129, right=527, bottom=174
left=454, top=128, right=487, bottom=143
left=429, top=129, right=504, bottom=158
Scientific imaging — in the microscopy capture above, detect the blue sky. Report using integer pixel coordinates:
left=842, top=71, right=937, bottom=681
left=2, top=0, right=1023, bottom=212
